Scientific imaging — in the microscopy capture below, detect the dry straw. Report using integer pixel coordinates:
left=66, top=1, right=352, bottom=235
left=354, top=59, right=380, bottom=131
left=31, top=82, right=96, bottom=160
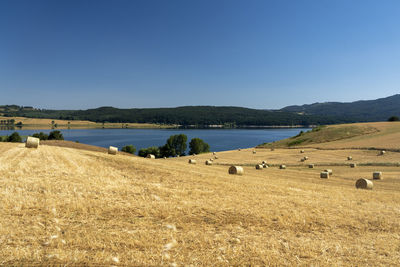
left=324, top=169, right=333, bottom=175
left=205, top=160, right=213, bottom=165
left=253, top=151, right=256, bottom=154
left=347, top=156, right=353, bottom=160
left=262, top=164, right=268, bottom=168
left=229, top=166, right=244, bottom=175
left=320, top=172, right=329, bottom=179
left=25, top=136, right=39, bottom=148
left=309, top=164, right=314, bottom=168
left=350, top=163, right=356, bottom=168
left=146, top=154, right=155, bottom=159
left=300, top=150, right=305, bottom=153
left=262, top=161, right=267, bottom=164
left=280, top=165, right=286, bottom=169
left=373, top=171, right=382, bottom=180
left=108, top=146, right=118, bottom=155
left=380, top=150, right=386, bottom=155
left=188, top=159, right=196, bottom=164
left=356, top=178, right=373, bottom=190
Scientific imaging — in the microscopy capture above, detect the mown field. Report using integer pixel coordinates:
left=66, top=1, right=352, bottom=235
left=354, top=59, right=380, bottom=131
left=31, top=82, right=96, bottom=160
left=0, top=122, right=399, bottom=265
left=0, top=116, right=176, bottom=129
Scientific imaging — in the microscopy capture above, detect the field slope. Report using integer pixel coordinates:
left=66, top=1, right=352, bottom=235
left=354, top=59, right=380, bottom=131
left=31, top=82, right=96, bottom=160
left=1, top=129, right=400, bottom=265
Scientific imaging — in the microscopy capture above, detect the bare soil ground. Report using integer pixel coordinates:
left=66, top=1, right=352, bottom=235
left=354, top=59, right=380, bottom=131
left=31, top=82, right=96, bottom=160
left=0, top=122, right=400, bottom=265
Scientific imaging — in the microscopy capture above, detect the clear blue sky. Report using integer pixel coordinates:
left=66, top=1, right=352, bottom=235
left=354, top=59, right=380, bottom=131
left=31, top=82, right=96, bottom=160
left=1, top=0, right=399, bottom=109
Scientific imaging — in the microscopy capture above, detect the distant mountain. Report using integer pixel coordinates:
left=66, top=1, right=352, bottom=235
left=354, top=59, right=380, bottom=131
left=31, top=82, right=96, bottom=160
left=281, top=94, right=400, bottom=122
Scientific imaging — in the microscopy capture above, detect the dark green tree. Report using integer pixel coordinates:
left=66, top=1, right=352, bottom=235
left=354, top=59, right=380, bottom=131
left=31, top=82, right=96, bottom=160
left=189, top=138, right=210, bottom=155
left=48, top=130, right=64, bottom=140
left=160, top=134, right=187, bottom=157
left=388, top=116, right=400, bottom=121
left=121, top=144, right=136, bottom=154
left=7, top=132, right=22, bottom=142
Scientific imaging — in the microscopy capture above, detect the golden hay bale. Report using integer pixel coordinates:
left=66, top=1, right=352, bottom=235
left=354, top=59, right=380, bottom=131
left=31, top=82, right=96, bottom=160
left=324, top=169, right=333, bottom=175
left=238, top=148, right=241, bottom=151
left=373, top=171, right=382, bottom=180
left=205, top=160, right=213, bottom=165
left=380, top=150, right=386, bottom=155
left=304, top=156, right=309, bottom=160
left=300, top=150, right=305, bottom=153
left=320, top=172, right=329, bottom=179
left=188, top=159, right=196, bottom=164
left=108, top=146, right=118, bottom=155
left=347, top=156, right=353, bottom=160
left=301, top=158, right=305, bottom=162
left=280, top=165, right=286, bottom=169
left=146, top=154, right=155, bottom=159
left=163, top=157, right=167, bottom=159
left=214, top=156, right=218, bottom=159
left=253, top=150, right=256, bottom=154
left=262, top=164, right=268, bottom=168
left=209, top=158, right=214, bottom=162
left=356, top=178, right=373, bottom=190
left=350, top=163, right=356, bottom=168
left=255, top=164, right=263, bottom=170
left=262, top=160, right=267, bottom=164
left=213, top=152, right=216, bottom=155
left=229, top=166, right=244, bottom=175
left=25, top=136, right=39, bottom=148
left=309, top=164, right=314, bottom=168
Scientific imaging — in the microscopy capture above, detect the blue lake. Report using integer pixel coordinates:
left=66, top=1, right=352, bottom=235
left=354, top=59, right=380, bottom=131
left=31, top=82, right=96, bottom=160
left=0, top=128, right=309, bottom=153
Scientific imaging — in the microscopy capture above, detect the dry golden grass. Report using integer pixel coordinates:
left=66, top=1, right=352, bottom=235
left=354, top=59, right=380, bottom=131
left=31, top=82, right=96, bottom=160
left=1, top=134, right=400, bottom=265
left=0, top=116, right=175, bottom=129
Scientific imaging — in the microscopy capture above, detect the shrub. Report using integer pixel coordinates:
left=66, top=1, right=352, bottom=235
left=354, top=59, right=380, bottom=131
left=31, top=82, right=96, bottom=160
left=138, top=146, right=160, bottom=158
left=189, top=138, right=210, bottom=155
left=7, top=132, right=22, bottom=142
left=48, top=130, right=64, bottom=140
left=122, top=144, right=136, bottom=154
left=159, top=134, right=187, bottom=157
left=32, top=132, right=49, bottom=140
left=388, top=116, right=400, bottom=121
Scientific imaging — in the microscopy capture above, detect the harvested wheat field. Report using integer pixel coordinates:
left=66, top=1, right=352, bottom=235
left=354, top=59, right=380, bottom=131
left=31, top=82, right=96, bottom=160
left=1, top=123, right=400, bottom=265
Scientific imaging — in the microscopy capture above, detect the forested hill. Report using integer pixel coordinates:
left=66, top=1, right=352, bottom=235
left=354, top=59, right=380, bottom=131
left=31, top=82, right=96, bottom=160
left=281, top=94, right=400, bottom=121
left=0, top=105, right=352, bottom=126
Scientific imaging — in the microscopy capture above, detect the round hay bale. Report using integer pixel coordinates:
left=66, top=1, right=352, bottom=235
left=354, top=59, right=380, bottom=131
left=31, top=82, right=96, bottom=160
left=304, top=156, right=309, bottom=160
left=214, top=156, right=218, bottom=159
left=209, top=158, right=214, bottom=162
left=356, top=178, right=373, bottom=190
left=255, top=164, right=263, bottom=169
left=301, top=158, right=305, bottom=162
left=280, top=165, right=286, bottom=169
left=205, top=160, right=213, bottom=165
left=350, top=163, right=356, bottom=168
left=380, top=150, right=386, bottom=155
left=320, top=171, right=329, bottom=179
left=262, top=160, right=267, bottom=164
left=108, top=146, right=118, bottom=155
left=238, top=148, right=241, bottom=151
left=373, top=171, right=382, bottom=180
left=163, top=157, right=167, bottom=159
left=253, top=151, right=256, bottom=154
left=213, top=152, right=216, bottom=155
left=300, top=150, right=305, bottom=153
left=347, top=156, right=352, bottom=160
left=309, top=164, right=314, bottom=168
left=25, top=136, right=39, bottom=148
left=146, top=154, right=155, bottom=159
left=262, top=164, right=268, bottom=168
left=324, top=169, right=333, bottom=175
left=229, top=166, right=244, bottom=175
left=188, top=159, right=196, bottom=164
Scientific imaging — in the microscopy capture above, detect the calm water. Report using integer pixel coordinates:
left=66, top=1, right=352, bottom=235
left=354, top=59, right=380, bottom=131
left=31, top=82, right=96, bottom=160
left=0, top=128, right=309, bottom=153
